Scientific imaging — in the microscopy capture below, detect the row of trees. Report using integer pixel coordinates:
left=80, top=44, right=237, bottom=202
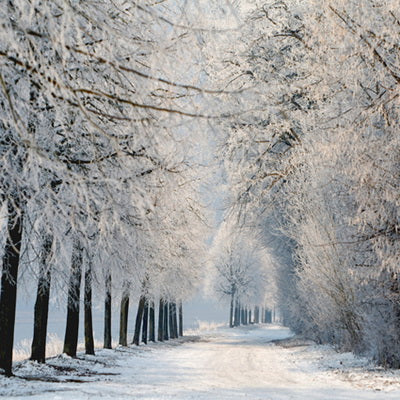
left=4, top=0, right=398, bottom=377
left=214, top=0, right=400, bottom=367
left=0, top=0, right=216, bottom=376
left=230, top=305, right=274, bottom=327
left=208, top=217, right=276, bottom=327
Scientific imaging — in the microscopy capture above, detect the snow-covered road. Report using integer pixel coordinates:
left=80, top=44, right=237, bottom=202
left=2, top=325, right=400, bottom=399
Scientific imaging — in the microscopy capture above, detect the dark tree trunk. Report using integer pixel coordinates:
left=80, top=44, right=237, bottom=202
left=254, top=306, right=259, bottom=324
left=133, top=295, right=146, bottom=345
left=168, top=302, right=174, bottom=339
left=234, top=300, right=240, bottom=327
left=158, top=299, right=164, bottom=342
left=171, top=302, right=178, bottom=339
left=63, top=240, right=83, bottom=357
left=163, top=301, right=169, bottom=340
left=149, top=301, right=155, bottom=342
left=119, top=286, right=130, bottom=347
left=84, top=261, right=95, bottom=355
left=229, top=293, right=234, bottom=328
left=173, top=303, right=178, bottom=338
left=261, top=307, right=265, bottom=323
left=244, top=308, right=248, bottom=325
left=30, top=235, right=53, bottom=363
left=103, top=271, right=112, bottom=349
left=142, top=300, right=149, bottom=344
left=169, top=303, right=174, bottom=339
left=249, top=309, right=252, bottom=324
left=0, top=200, right=24, bottom=376
left=265, top=309, right=272, bottom=323
left=178, top=301, right=183, bottom=336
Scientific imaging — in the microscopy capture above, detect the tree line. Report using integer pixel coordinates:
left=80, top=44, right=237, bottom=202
left=0, top=1, right=215, bottom=377
left=4, top=0, right=398, bottom=378
left=213, top=0, right=400, bottom=368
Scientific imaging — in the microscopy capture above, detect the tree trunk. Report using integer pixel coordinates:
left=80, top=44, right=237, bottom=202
left=234, top=300, right=240, bottom=327
left=84, top=261, right=95, bottom=355
left=170, top=302, right=178, bottom=339
left=119, top=286, right=130, bottom=347
left=163, top=301, right=169, bottom=340
left=63, top=240, right=83, bottom=357
left=168, top=302, right=174, bottom=339
left=0, top=200, right=24, bottom=376
left=142, top=299, right=148, bottom=344
left=169, top=302, right=174, bottom=339
left=178, top=301, right=183, bottom=336
left=249, top=309, right=252, bottom=324
left=265, top=309, right=272, bottom=323
left=133, top=295, right=146, bottom=345
left=229, top=293, right=234, bottom=328
left=30, top=235, right=52, bottom=363
left=104, top=271, right=112, bottom=349
left=158, top=299, right=164, bottom=342
left=173, top=303, right=178, bottom=338
left=254, top=306, right=259, bottom=324
left=149, top=301, right=155, bottom=342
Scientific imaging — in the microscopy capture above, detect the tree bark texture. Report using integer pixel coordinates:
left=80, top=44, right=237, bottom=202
left=84, top=261, right=95, bottom=355
left=142, top=299, right=149, bottom=344
left=178, top=301, right=183, bottom=336
left=133, top=295, right=146, bottom=345
left=163, top=301, right=169, bottom=340
left=63, top=240, right=83, bottom=357
left=149, top=301, right=155, bottom=342
left=30, top=235, right=53, bottom=363
left=234, top=301, right=240, bottom=327
left=168, top=302, right=175, bottom=339
left=172, top=302, right=178, bottom=338
left=0, top=200, right=24, bottom=376
left=229, top=293, right=234, bottom=328
left=119, top=288, right=130, bottom=346
left=104, top=271, right=112, bottom=349
left=158, top=299, right=164, bottom=342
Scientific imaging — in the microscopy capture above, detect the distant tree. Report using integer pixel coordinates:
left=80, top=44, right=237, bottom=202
left=209, top=221, right=270, bottom=327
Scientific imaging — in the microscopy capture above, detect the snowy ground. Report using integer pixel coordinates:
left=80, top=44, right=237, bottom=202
left=2, top=324, right=400, bottom=399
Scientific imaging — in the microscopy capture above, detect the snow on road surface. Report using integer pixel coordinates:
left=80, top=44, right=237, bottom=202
left=1, top=324, right=400, bottom=399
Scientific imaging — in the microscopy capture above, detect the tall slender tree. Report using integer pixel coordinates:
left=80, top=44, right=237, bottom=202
left=133, top=295, right=146, bottom=346
left=119, top=283, right=130, bottom=347
left=104, top=270, right=112, bottom=349
left=63, top=239, right=83, bottom=357
left=158, top=299, right=164, bottom=342
left=149, top=301, right=156, bottom=342
left=84, top=260, right=95, bottom=355
left=30, top=235, right=53, bottom=363
left=0, top=198, right=24, bottom=375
